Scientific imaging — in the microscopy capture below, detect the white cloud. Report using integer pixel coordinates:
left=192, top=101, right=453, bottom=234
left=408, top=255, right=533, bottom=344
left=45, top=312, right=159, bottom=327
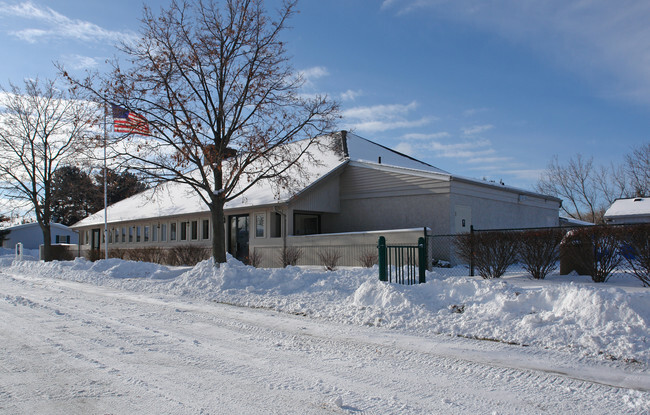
left=382, top=0, right=650, bottom=104
left=342, top=101, right=435, bottom=133
left=62, top=54, right=100, bottom=70
left=463, top=107, right=489, bottom=117
left=461, top=124, right=493, bottom=136
left=0, top=1, right=138, bottom=44
left=340, top=89, right=363, bottom=101
left=401, top=131, right=450, bottom=140
left=393, top=142, right=414, bottom=156
left=299, top=66, right=329, bottom=81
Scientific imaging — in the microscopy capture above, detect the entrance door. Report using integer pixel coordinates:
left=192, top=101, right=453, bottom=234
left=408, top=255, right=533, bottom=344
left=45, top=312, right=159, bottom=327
left=228, top=215, right=249, bottom=262
left=91, top=228, right=101, bottom=250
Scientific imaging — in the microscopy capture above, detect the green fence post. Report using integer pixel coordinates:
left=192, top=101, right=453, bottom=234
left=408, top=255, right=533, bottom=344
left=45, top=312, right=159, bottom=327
left=378, top=236, right=387, bottom=282
left=418, top=237, right=426, bottom=284
left=469, top=225, right=475, bottom=277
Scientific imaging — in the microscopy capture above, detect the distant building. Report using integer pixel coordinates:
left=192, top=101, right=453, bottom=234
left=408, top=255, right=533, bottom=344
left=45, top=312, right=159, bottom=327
left=604, top=197, right=650, bottom=224
left=1, top=222, right=79, bottom=250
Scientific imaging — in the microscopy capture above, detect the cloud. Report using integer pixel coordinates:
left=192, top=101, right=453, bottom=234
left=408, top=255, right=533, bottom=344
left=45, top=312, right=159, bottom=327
left=401, top=131, right=450, bottom=140
left=342, top=101, right=435, bottom=133
left=461, top=124, right=493, bottom=136
left=0, top=1, right=138, bottom=44
left=382, top=0, right=650, bottom=104
left=62, top=54, right=100, bottom=70
left=463, top=107, right=489, bottom=117
left=340, top=89, right=363, bottom=101
left=299, top=66, right=329, bottom=81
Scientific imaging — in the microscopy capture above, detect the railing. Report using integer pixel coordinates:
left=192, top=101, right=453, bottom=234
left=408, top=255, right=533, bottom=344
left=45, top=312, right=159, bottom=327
left=377, top=236, right=426, bottom=284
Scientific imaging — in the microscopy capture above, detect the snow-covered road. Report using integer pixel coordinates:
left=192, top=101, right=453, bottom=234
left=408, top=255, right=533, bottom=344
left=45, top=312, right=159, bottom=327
left=1, top=270, right=647, bottom=414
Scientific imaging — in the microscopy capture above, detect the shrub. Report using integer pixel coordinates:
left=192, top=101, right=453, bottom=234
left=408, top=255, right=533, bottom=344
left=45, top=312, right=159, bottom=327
left=279, top=246, right=302, bottom=267
left=455, top=231, right=518, bottom=279
left=167, top=245, right=211, bottom=266
left=561, top=226, right=622, bottom=283
left=109, top=248, right=128, bottom=260
left=317, top=248, right=342, bottom=271
left=128, top=247, right=168, bottom=264
left=247, top=248, right=263, bottom=267
left=85, top=248, right=104, bottom=262
left=620, top=223, right=650, bottom=287
left=358, top=250, right=378, bottom=268
left=517, top=228, right=564, bottom=279
left=50, top=245, right=75, bottom=261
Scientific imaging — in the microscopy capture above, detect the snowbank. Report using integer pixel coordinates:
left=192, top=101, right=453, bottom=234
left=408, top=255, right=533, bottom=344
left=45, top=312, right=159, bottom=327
left=2, top=254, right=648, bottom=364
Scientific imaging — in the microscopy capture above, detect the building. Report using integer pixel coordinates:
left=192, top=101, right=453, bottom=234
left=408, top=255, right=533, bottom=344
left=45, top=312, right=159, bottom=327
left=1, top=222, right=78, bottom=250
left=604, top=197, right=650, bottom=224
left=71, top=132, right=561, bottom=266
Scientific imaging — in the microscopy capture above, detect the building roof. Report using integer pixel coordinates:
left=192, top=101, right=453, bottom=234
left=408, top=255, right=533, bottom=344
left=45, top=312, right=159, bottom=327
left=604, top=197, right=650, bottom=219
left=71, top=131, right=556, bottom=228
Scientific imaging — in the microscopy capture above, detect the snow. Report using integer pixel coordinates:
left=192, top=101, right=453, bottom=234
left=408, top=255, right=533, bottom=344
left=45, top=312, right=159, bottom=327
left=605, top=197, right=650, bottom=217
left=1, top=249, right=649, bottom=413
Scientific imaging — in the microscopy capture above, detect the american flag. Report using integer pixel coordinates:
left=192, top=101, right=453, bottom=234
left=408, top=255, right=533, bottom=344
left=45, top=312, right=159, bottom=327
left=111, top=104, right=150, bottom=135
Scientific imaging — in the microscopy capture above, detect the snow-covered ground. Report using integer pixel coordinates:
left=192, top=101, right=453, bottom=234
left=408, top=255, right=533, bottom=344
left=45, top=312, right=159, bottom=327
left=1, top=248, right=648, bottom=413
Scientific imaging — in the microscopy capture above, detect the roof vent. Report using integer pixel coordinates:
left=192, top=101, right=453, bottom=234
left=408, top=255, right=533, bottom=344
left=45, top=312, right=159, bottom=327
left=634, top=198, right=643, bottom=202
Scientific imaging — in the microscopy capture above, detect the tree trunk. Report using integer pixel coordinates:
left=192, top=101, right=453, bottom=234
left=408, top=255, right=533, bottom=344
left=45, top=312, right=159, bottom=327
left=210, top=199, right=227, bottom=265
left=41, top=223, right=52, bottom=262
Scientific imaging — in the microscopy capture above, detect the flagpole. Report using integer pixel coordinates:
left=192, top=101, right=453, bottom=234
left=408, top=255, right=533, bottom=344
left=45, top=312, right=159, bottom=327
left=103, top=99, right=108, bottom=260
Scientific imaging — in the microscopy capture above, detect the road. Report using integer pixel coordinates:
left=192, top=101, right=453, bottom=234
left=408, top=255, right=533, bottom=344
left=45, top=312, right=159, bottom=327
left=0, top=270, right=647, bottom=414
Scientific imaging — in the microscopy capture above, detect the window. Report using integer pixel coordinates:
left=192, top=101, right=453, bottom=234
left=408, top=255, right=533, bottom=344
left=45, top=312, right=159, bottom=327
left=114, top=229, right=119, bottom=244
left=191, top=220, right=198, bottom=240
left=55, top=235, right=60, bottom=244
left=136, top=226, right=141, bottom=242
left=121, top=227, right=126, bottom=243
left=202, top=219, right=210, bottom=240
left=170, top=223, right=176, bottom=241
left=180, top=221, right=188, bottom=241
left=294, top=213, right=320, bottom=235
left=108, top=229, right=113, bottom=244
left=129, top=227, right=134, bottom=243
left=161, top=224, right=167, bottom=241
left=270, top=212, right=282, bottom=238
left=85, top=231, right=89, bottom=245
left=152, top=225, right=158, bottom=242
left=144, top=226, right=150, bottom=242
left=255, top=213, right=265, bottom=238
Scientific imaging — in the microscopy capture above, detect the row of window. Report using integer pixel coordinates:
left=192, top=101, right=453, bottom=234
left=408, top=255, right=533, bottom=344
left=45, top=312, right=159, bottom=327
left=84, top=219, right=211, bottom=245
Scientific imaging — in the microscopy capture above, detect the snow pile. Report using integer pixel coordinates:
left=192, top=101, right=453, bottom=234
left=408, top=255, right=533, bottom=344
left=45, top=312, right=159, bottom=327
left=2, top=254, right=649, bottom=364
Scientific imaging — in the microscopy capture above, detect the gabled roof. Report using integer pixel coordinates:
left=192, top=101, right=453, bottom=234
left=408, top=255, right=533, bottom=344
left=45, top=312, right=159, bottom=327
left=71, top=131, right=555, bottom=228
left=604, top=197, right=650, bottom=218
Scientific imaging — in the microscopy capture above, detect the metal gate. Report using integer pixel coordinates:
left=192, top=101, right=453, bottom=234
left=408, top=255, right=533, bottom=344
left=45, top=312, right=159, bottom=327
left=377, top=236, right=426, bottom=284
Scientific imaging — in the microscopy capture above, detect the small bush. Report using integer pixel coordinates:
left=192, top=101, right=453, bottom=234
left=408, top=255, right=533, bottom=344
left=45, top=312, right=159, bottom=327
left=129, top=247, right=168, bottom=264
left=279, top=246, right=302, bottom=267
left=620, top=223, right=650, bottom=287
left=86, top=248, right=105, bottom=262
left=455, top=231, right=518, bottom=279
left=109, top=248, right=128, bottom=260
left=561, top=226, right=622, bottom=283
left=318, top=248, right=342, bottom=271
left=517, top=228, right=564, bottom=279
left=50, top=245, right=75, bottom=261
left=167, top=245, right=211, bottom=266
left=247, top=248, right=263, bottom=267
left=359, top=250, right=378, bottom=268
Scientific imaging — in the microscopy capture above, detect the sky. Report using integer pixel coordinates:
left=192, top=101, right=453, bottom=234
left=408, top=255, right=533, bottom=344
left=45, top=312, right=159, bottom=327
left=0, top=0, right=649, bottom=191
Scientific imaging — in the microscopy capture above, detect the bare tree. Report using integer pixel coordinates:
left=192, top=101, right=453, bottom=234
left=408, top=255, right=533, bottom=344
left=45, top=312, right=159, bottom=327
left=0, top=78, right=100, bottom=260
left=64, top=0, right=338, bottom=264
left=536, top=155, right=608, bottom=222
left=625, top=143, right=650, bottom=197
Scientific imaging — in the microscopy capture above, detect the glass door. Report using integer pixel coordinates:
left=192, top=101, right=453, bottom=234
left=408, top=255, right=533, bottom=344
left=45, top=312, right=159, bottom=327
left=228, top=215, right=249, bottom=262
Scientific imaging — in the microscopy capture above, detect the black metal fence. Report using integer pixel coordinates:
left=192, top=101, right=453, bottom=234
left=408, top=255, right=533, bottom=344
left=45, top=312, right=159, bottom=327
left=422, top=223, right=650, bottom=285
left=377, top=236, right=426, bottom=284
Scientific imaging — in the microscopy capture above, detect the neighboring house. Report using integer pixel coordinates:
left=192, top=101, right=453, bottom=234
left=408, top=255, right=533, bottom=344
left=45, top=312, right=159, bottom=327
left=604, top=197, right=650, bottom=224
left=0, top=222, right=79, bottom=250
left=71, top=132, right=561, bottom=266
left=559, top=216, right=594, bottom=227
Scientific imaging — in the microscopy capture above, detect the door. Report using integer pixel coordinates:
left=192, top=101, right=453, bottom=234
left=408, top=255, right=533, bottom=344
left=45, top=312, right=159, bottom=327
left=454, top=205, right=472, bottom=233
left=91, top=228, right=101, bottom=250
left=228, top=215, right=249, bottom=262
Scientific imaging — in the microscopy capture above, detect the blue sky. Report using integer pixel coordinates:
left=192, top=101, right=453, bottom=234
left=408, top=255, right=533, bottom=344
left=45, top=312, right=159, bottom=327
left=1, top=0, right=649, bottom=191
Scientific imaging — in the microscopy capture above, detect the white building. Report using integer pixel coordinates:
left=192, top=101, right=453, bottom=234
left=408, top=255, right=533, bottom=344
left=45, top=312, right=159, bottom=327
left=1, top=222, right=78, bottom=250
left=604, top=197, right=650, bottom=224
left=72, top=132, right=561, bottom=266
